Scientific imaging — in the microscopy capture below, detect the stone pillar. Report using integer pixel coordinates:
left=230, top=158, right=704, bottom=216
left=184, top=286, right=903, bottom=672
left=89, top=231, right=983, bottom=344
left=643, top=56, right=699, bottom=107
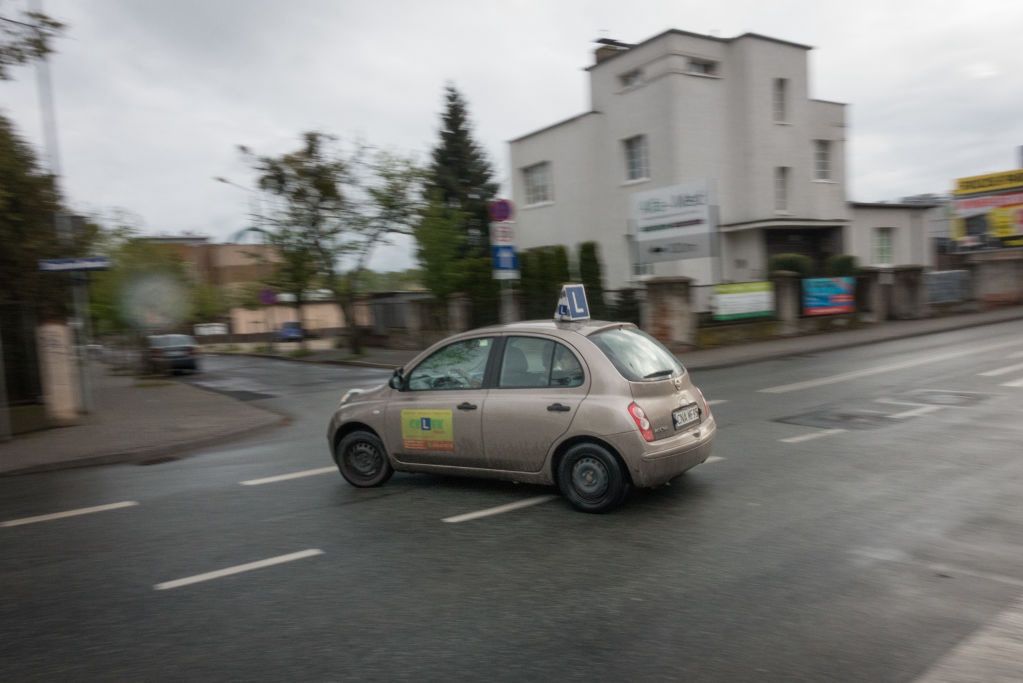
left=770, top=271, right=801, bottom=336
left=891, top=265, right=926, bottom=319
left=857, top=268, right=889, bottom=323
left=447, top=293, right=471, bottom=334
left=35, top=322, right=81, bottom=426
left=640, top=277, right=694, bottom=348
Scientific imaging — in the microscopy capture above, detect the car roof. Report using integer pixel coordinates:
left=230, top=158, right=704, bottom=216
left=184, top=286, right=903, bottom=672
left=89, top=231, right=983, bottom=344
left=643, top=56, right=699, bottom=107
left=469, top=319, right=634, bottom=340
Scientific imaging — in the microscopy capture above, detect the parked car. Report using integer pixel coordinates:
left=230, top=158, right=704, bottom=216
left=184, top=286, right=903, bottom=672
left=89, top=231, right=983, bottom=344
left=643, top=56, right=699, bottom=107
left=146, top=334, right=200, bottom=374
left=275, top=321, right=305, bottom=342
left=327, top=320, right=716, bottom=513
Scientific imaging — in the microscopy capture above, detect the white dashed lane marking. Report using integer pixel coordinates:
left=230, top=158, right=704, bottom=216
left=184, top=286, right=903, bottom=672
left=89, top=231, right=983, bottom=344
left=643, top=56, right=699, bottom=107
left=707, top=399, right=728, bottom=406
left=1001, top=377, right=1023, bottom=388
left=1, top=501, right=139, bottom=528
left=240, top=467, right=336, bottom=486
left=704, top=455, right=726, bottom=463
left=154, top=549, right=324, bottom=590
left=760, top=338, right=1023, bottom=394
left=888, top=405, right=944, bottom=419
left=442, top=495, right=558, bottom=523
left=979, top=361, right=1023, bottom=377
left=780, top=428, right=847, bottom=444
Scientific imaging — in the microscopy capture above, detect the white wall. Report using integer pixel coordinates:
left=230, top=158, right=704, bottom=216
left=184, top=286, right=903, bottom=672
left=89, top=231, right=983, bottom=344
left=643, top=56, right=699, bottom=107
left=849, top=206, right=933, bottom=268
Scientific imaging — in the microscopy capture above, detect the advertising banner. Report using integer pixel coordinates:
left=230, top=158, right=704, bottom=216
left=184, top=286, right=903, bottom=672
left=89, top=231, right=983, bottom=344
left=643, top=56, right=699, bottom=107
left=952, top=170, right=1023, bottom=249
left=630, top=181, right=714, bottom=263
left=802, top=277, right=856, bottom=316
left=712, top=282, right=774, bottom=321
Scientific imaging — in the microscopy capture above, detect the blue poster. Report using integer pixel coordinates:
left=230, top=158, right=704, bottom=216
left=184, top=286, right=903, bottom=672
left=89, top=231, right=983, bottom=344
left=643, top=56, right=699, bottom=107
left=803, top=277, right=856, bottom=316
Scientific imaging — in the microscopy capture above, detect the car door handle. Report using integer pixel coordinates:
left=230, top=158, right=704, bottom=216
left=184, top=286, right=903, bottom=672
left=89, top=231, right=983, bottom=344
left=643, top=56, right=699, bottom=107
left=547, top=403, right=571, bottom=412
left=457, top=402, right=477, bottom=411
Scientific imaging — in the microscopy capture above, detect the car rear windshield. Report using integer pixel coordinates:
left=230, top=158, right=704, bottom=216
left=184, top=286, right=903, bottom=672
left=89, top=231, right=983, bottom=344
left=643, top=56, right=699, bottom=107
left=589, top=327, right=684, bottom=382
left=153, top=334, right=195, bottom=347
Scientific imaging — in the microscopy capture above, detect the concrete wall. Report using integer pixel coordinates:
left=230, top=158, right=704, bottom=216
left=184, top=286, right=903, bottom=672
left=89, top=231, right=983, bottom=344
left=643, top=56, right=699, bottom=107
left=230, top=303, right=347, bottom=334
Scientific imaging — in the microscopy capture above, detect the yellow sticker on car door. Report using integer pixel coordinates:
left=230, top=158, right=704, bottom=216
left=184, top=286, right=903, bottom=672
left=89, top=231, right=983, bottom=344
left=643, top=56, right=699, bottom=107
left=400, top=409, right=454, bottom=452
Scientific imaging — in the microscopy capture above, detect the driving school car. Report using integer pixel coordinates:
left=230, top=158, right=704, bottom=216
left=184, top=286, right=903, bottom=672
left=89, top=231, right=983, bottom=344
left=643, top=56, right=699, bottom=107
left=326, top=296, right=716, bottom=513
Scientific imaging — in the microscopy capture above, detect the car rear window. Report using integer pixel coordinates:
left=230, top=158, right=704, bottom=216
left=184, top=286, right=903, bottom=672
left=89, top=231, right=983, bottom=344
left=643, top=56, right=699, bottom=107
left=154, top=334, right=195, bottom=347
left=589, top=327, right=684, bottom=382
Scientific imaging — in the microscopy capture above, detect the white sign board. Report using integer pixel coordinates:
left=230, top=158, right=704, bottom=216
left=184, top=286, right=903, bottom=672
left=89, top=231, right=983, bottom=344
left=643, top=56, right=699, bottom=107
left=490, top=222, right=515, bottom=246
left=630, top=181, right=714, bottom=263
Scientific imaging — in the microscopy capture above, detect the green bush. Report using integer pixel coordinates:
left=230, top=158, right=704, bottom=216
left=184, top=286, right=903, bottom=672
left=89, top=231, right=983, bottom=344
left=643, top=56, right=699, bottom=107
left=578, top=241, right=606, bottom=318
left=461, top=256, right=500, bottom=327
left=824, top=254, right=859, bottom=277
left=768, top=253, right=814, bottom=277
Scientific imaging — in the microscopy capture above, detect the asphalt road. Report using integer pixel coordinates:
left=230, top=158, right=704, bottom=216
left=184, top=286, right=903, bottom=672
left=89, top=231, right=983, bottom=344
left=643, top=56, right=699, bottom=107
left=3, top=323, right=1023, bottom=681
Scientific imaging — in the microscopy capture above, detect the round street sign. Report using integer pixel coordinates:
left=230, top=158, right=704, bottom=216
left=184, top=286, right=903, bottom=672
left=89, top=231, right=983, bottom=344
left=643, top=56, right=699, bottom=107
left=488, top=199, right=514, bottom=222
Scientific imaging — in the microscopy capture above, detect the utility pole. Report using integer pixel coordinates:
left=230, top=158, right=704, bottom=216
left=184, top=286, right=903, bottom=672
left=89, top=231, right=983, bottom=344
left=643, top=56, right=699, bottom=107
left=29, top=0, right=93, bottom=413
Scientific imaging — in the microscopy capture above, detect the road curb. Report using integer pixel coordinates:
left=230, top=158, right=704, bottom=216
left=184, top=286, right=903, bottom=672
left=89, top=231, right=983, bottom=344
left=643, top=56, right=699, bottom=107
left=0, top=411, right=289, bottom=478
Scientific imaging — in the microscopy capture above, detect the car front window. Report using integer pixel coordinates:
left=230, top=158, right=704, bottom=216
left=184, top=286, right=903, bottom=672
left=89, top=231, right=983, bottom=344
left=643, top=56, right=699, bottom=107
left=589, top=327, right=684, bottom=382
left=407, top=337, right=494, bottom=391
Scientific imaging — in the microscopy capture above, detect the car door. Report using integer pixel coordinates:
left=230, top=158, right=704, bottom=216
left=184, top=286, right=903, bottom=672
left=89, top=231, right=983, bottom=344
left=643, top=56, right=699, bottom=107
left=482, top=336, right=589, bottom=472
left=385, top=336, right=496, bottom=469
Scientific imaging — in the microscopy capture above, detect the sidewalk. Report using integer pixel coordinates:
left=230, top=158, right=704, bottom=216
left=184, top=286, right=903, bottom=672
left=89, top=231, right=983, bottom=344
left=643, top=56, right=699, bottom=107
left=0, top=368, right=286, bottom=476
left=221, top=305, right=1023, bottom=372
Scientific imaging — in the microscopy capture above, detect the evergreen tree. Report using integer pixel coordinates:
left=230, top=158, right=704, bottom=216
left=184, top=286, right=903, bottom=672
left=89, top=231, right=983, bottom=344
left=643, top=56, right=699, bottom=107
left=424, top=84, right=498, bottom=257
left=578, top=241, right=606, bottom=318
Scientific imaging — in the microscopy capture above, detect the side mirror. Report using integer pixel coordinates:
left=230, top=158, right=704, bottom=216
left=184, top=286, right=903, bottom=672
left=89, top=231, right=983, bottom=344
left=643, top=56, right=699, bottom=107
left=388, top=369, right=405, bottom=391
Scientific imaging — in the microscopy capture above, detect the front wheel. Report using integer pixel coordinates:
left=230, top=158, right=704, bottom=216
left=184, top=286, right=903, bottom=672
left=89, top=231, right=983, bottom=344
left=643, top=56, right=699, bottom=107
left=335, top=430, right=393, bottom=488
left=557, top=443, right=630, bottom=513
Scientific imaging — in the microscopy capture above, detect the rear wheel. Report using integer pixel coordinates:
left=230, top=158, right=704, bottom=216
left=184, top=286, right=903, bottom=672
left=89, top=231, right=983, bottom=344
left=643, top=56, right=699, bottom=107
left=335, top=430, right=393, bottom=488
left=557, top=442, right=630, bottom=513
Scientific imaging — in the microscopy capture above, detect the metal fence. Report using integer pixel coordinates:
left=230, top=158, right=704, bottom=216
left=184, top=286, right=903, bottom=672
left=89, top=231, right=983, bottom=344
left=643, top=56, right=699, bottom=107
left=925, top=270, right=971, bottom=304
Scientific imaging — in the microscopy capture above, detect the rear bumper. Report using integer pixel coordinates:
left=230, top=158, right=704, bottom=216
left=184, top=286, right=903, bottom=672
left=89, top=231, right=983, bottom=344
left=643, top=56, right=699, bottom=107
left=607, top=415, right=717, bottom=488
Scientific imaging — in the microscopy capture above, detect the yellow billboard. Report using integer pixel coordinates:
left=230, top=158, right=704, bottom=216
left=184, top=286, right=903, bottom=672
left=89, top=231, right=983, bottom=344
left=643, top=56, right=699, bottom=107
left=954, top=169, right=1023, bottom=196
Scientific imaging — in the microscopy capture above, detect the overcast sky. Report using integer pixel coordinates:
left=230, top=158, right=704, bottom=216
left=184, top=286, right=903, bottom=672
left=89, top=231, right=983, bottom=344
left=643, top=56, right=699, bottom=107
left=3, top=0, right=1022, bottom=271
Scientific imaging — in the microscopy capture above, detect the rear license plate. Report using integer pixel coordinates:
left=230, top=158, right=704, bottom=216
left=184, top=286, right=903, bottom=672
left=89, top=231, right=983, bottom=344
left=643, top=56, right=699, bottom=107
left=672, top=403, right=701, bottom=430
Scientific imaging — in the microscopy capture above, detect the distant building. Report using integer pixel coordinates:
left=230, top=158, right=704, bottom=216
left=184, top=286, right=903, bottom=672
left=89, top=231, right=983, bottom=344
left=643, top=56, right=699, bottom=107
left=144, top=235, right=279, bottom=292
left=509, top=29, right=936, bottom=289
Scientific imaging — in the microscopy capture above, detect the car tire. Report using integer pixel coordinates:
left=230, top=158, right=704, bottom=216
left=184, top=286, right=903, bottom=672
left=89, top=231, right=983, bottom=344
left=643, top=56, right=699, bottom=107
left=335, top=430, right=393, bottom=488
left=557, top=442, right=630, bottom=513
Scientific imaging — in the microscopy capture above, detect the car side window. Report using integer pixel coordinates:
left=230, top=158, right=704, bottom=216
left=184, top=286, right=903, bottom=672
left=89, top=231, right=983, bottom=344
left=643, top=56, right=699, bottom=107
left=499, top=337, right=554, bottom=388
left=407, top=337, right=493, bottom=391
left=499, top=337, right=585, bottom=389
left=550, top=344, right=584, bottom=387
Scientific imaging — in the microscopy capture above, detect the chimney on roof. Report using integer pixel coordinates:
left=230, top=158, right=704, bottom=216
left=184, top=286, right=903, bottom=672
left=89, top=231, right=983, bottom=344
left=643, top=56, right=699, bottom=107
left=594, top=37, right=631, bottom=64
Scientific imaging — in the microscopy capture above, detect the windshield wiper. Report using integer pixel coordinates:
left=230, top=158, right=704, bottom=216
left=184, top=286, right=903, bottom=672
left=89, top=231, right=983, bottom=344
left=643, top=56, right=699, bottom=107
left=643, top=369, right=675, bottom=379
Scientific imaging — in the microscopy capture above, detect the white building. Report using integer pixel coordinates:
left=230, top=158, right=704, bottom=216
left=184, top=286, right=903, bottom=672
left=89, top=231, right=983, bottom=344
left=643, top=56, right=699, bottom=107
left=509, top=29, right=936, bottom=291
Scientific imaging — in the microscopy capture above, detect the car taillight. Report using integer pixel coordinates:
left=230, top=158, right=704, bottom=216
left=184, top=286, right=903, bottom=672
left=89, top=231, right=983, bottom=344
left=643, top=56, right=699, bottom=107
left=694, top=387, right=712, bottom=419
left=628, top=402, right=655, bottom=442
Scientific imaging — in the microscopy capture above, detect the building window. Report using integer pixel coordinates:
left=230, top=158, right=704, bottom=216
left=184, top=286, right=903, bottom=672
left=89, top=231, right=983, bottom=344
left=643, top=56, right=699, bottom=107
left=619, top=69, right=642, bottom=88
left=774, top=167, right=789, bottom=212
left=688, top=58, right=718, bottom=76
left=814, top=140, right=832, bottom=180
left=522, top=162, right=552, bottom=205
left=623, top=135, right=649, bottom=181
left=873, top=227, right=893, bottom=265
left=773, top=78, right=788, bottom=122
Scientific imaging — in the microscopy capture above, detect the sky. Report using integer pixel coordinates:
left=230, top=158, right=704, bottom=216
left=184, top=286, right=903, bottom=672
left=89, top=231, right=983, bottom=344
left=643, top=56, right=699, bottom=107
left=2, top=0, right=1022, bottom=271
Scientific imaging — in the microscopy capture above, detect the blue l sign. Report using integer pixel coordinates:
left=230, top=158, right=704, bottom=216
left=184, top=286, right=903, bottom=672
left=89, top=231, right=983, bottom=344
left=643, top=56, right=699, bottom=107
left=555, top=284, right=590, bottom=321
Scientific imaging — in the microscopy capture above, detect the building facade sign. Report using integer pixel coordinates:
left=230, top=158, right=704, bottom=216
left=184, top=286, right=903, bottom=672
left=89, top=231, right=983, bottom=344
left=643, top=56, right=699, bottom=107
left=952, top=169, right=1023, bottom=249
left=630, top=181, right=714, bottom=263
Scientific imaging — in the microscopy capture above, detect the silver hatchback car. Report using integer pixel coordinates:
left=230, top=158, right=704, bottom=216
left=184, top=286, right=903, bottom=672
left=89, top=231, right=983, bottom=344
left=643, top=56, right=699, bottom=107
left=327, top=320, right=716, bottom=512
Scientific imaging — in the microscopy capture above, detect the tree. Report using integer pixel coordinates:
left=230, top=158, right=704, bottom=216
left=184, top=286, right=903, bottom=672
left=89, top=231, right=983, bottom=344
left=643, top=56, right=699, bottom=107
left=424, top=84, right=498, bottom=256
left=242, top=133, right=422, bottom=354
left=0, top=3, right=64, bottom=81
left=415, top=194, right=466, bottom=314
left=578, top=241, right=607, bottom=318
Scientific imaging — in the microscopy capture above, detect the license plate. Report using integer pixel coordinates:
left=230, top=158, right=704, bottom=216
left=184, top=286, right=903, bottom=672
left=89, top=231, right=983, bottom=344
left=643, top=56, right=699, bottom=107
left=672, top=403, right=701, bottom=430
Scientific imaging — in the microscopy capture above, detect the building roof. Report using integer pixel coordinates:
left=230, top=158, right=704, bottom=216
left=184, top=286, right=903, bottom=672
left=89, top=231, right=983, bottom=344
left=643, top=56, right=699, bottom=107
left=584, top=28, right=813, bottom=71
left=508, top=111, right=600, bottom=144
